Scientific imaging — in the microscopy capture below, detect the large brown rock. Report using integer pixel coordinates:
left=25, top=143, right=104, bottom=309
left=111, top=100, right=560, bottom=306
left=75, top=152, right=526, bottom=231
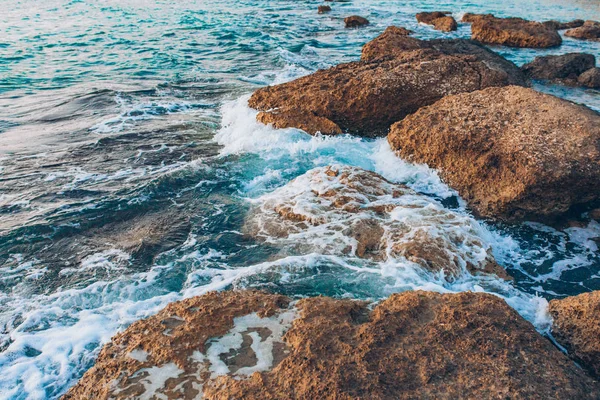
left=550, top=291, right=600, bottom=379
left=361, top=28, right=528, bottom=86
left=470, top=16, right=562, bottom=48
left=388, top=86, right=600, bottom=222
left=565, top=20, right=600, bottom=41
left=246, top=165, right=508, bottom=281
left=415, top=11, right=448, bottom=24
left=63, top=290, right=600, bottom=399
left=249, top=49, right=513, bottom=137
left=521, top=53, right=596, bottom=83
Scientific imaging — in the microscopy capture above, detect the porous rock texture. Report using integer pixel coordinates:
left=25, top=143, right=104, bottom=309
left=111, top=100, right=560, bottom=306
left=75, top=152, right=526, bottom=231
left=246, top=165, right=508, bottom=281
left=550, top=291, right=600, bottom=379
left=344, top=15, right=369, bottom=28
left=361, top=27, right=528, bottom=86
left=388, top=86, right=600, bottom=222
left=416, top=12, right=457, bottom=32
left=565, top=20, right=600, bottom=41
left=249, top=33, right=519, bottom=137
left=469, top=15, right=562, bottom=48
left=521, top=53, right=596, bottom=85
left=64, top=290, right=600, bottom=399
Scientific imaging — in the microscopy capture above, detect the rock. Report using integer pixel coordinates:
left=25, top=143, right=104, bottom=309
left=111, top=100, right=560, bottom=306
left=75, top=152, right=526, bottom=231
left=521, top=53, right=596, bottom=83
left=471, top=16, right=562, bottom=48
left=416, top=12, right=457, bottom=32
left=245, top=165, right=508, bottom=281
left=550, top=291, right=600, bottom=379
left=249, top=49, right=514, bottom=137
left=432, top=16, right=458, bottom=32
left=565, top=20, right=600, bottom=41
left=317, top=5, right=331, bottom=14
left=344, top=15, right=369, bottom=28
left=416, top=11, right=448, bottom=24
left=361, top=28, right=528, bottom=86
left=388, top=86, right=600, bottom=222
left=64, top=290, right=600, bottom=399
left=578, top=68, right=600, bottom=88
left=589, top=208, right=600, bottom=220
left=543, top=19, right=585, bottom=30
left=461, top=13, right=496, bottom=23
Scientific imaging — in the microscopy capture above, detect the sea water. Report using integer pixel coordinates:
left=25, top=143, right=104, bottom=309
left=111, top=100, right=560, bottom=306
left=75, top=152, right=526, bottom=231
left=1, top=0, right=599, bottom=398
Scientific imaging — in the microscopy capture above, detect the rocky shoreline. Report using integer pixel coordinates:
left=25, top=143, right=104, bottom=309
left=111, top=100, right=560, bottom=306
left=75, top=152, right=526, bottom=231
left=64, top=9, right=600, bottom=400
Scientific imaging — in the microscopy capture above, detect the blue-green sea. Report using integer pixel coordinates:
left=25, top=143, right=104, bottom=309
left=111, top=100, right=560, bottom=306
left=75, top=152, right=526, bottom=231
left=1, top=0, right=599, bottom=398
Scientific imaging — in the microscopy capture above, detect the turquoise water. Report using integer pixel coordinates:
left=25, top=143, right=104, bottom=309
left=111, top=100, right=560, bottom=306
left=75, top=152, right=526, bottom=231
left=1, top=0, right=600, bottom=398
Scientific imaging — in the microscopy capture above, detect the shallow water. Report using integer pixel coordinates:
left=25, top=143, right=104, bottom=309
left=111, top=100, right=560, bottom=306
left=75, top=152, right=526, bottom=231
left=1, top=0, right=600, bottom=398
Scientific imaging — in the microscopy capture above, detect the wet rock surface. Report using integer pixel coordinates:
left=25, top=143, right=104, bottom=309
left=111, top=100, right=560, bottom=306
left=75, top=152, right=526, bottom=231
left=64, top=290, right=600, bottom=399
left=469, top=15, right=562, bottom=48
left=521, top=53, right=596, bottom=86
left=246, top=165, right=508, bottom=281
left=361, top=28, right=528, bottom=86
left=388, top=86, right=600, bottom=222
left=550, top=291, right=600, bottom=379
left=543, top=19, right=585, bottom=30
left=249, top=32, right=518, bottom=137
left=318, top=5, right=331, bottom=14
left=565, top=20, right=600, bottom=42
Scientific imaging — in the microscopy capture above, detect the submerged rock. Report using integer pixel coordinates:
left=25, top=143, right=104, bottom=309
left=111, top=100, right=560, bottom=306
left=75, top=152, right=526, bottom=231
left=64, top=290, right=600, bottom=399
left=416, top=12, right=457, bottom=32
left=317, top=5, right=331, bottom=14
left=245, top=165, right=508, bottom=281
left=521, top=53, right=596, bottom=84
left=249, top=39, right=516, bottom=137
left=469, top=15, right=562, bottom=48
left=361, top=28, right=528, bottom=86
left=579, top=67, right=600, bottom=89
left=344, top=15, right=369, bottom=28
left=550, top=291, right=600, bottom=379
left=565, top=21, right=600, bottom=41
left=388, top=86, right=600, bottom=222
left=543, top=19, right=585, bottom=30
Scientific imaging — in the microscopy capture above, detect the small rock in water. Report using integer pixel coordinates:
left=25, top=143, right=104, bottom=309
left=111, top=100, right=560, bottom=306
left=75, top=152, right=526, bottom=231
left=521, top=53, right=596, bottom=84
left=549, top=291, right=600, bottom=379
left=388, top=86, right=600, bottom=222
left=543, top=19, right=585, bottom=30
left=469, top=15, right=562, bottom=48
left=344, top=15, right=369, bottom=28
left=565, top=20, right=600, bottom=41
left=317, top=5, right=331, bottom=14
left=416, top=12, right=457, bottom=32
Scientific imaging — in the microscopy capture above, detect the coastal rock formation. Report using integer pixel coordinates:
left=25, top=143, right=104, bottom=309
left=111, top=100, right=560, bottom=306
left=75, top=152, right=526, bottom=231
left=361, top=28, right=528, bottom=86
left=416, top=12, right=457, bottom=32
left=64, top=290, right=600, bottom=399
left=250, top=35, right=518, bottom=137
left=565, top=21, right=600, bottom=41
left=246, top=165, right=508, bottom=281
left=344, top=15, right=369, bottom=28
left=550, top=291, right=600, bottom=379
left=468, top=15, right=562, bottom=48
left=543, top=19, right=585, bottom=30
left=318, top=5, right=331, bottom=14
left=461, top=13, right=494, bottom=24
left=388, top=86, right=600, bottom=222
left=521, top=53, right=596, bottom=84
left=579, top=67, right=600, bottom=88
